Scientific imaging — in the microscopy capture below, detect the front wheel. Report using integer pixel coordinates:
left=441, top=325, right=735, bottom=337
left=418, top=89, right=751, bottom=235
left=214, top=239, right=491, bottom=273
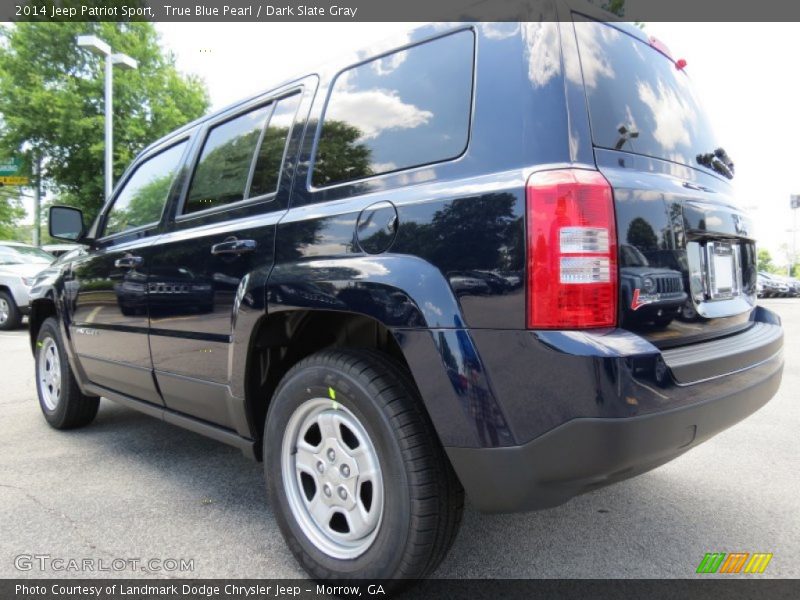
left=35, top=317, right=100, bottom=429
left=264, top=349, right=463, bottom=583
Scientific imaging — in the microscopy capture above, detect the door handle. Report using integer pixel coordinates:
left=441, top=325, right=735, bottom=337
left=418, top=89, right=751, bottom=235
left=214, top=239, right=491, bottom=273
left=210, top=238, right=257, bottom=256
left=114, top=255, right=143, bottom=269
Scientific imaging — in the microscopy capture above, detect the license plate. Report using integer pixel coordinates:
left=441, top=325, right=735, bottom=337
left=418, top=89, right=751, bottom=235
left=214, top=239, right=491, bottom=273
left=707, top=242, right=737, bottom=299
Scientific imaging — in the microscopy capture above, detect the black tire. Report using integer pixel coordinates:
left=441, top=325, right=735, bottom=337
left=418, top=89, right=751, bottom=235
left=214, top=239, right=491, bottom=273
left=0, top=290, right=21, bottom=330
left=264, top=349, right=463, bottom=584
left=35, top=317, right=100, bottom=429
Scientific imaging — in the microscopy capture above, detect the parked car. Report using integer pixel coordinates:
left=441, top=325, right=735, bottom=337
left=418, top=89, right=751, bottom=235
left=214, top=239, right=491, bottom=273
left=618, top=245, right=687, bottom=327
left=28, top=8, right=783, bottom=585
left=447, top=271, right=493, bottom=296
left=769, top=274, right=799, bottom=297
left=759, top=271, right=791, bottom=297
left=756, top=274, right=767, bottom=298
left=0, top=241, right=54, bottom=329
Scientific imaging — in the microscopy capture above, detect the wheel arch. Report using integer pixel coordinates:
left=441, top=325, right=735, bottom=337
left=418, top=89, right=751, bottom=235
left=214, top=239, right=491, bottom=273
left=28, top=296, right=57, bottom=353
left=242, top=309, right=413, bottom=456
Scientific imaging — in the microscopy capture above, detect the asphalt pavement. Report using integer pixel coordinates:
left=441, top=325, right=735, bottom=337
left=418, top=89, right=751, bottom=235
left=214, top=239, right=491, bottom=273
left=1, top=299, right=798, bottom=579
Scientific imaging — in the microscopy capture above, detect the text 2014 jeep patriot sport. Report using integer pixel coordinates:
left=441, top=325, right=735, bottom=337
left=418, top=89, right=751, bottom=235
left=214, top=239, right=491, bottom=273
left=30, top=9, right=784, bottom=583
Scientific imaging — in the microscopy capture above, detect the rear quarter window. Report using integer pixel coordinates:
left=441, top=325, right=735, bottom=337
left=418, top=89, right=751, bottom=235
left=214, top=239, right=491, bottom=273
left=311, top=29, right=475, bottom=187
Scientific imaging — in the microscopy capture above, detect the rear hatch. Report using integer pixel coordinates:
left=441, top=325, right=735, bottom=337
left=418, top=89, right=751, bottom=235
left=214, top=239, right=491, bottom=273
left=573, top=17, right=757, bottom=347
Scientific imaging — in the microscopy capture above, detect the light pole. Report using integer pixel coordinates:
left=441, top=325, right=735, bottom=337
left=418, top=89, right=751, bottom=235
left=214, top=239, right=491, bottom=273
left=76, top=35, right=138, bottom=199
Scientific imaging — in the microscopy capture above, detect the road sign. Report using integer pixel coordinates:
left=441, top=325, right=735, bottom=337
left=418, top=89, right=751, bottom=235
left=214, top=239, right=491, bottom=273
left=0, top=158, right=21, bottom=176
left=792, top=195, right=800, bottom=210
left=0, top=175, right=29, bottom=186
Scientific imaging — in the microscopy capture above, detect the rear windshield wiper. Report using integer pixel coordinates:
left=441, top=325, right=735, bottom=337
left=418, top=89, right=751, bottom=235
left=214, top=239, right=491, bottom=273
left=696, top=147, right=735, bottom=179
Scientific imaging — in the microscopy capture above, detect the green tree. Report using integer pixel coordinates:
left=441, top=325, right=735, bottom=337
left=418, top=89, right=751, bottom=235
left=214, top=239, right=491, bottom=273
left=0, top=21, right=209, bottom=223
left=626, top=217, right=658, bottom=250
left=106, top=172, right=174, bottom=234
left=0, top=192, right=25, bottom=239
left=312, top=120, right=373, bottom=187
left=587, top=0, right=643, bottom=27
left=757, top=248, right=776, bottom=273
left=188, top=129, right=263, bottom=209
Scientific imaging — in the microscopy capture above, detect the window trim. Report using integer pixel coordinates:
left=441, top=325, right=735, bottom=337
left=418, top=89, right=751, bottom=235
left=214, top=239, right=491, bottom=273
left=175, top=88, right=303, bottom=222
left=97, top=136, right=191, bottom=242
left=307, top=26, right=476, bottom=191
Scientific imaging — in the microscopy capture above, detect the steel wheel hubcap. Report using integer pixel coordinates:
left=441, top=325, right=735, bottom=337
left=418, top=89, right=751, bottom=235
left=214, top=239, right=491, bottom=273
left=0, top=298, right=8, bottom=324
left=281, top=398, right=384, bottom=559
left=38, top=337, right=62, bottom=410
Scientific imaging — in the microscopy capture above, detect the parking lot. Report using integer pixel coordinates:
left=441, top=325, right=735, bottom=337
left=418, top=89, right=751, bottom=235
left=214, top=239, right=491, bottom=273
left=1, top=299, right=798, bottom=579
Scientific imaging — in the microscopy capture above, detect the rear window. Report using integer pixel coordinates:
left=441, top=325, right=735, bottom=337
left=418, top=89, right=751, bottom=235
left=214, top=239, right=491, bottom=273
left=312, top=29, right=474, bottom=187
left=574, top=18, right=722, bottom=174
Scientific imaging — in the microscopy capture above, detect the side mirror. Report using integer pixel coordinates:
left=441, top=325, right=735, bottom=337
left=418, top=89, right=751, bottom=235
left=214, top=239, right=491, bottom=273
left=49, top=206, right=86, bottom=242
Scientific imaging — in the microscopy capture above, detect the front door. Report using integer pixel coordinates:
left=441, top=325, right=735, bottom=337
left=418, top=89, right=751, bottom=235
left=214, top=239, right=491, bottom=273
left=147, top=89, right=303, bottom=428
left=68, top=139, right=190, bottom=403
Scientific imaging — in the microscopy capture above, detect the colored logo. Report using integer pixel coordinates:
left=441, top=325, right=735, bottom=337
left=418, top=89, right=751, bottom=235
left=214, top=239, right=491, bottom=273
left=696, top=552, right=773, bottom=574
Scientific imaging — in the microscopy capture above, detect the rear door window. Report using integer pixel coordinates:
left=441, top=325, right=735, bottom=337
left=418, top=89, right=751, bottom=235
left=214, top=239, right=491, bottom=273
left=184, top=106, right=272, bottom=214
left=574, top=18, right=722, bottom=173
left=312, top=29, right=475, bottom=187
left=183, top=92, right=302, bottom=215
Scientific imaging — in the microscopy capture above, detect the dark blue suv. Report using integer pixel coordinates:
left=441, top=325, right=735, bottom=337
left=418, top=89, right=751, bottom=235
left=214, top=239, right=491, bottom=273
left=31, top=6, right=783, bottom=583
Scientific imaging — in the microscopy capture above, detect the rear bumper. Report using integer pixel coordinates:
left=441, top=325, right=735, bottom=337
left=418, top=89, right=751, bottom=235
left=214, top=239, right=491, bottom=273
left=430, top=306, right=783, bottom=513
left=446, top=348, right=781, bottom=512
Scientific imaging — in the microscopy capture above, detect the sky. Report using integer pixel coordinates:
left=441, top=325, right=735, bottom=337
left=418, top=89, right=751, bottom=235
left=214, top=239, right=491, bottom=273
left=19, top=22, right=800, bottom=263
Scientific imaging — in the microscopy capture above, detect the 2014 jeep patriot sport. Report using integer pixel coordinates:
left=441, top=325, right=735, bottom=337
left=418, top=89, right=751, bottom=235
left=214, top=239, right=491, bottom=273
left=30, top=7, right=783, bottom=582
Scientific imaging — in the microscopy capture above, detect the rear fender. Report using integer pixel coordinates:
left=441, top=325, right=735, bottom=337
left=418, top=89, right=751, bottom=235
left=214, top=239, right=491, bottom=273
left=263, top=254, right=515, bottom=448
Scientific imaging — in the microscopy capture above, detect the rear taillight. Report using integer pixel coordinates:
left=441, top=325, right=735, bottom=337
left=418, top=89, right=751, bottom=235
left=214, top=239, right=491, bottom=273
left=526, top=169, right=618, bottom=329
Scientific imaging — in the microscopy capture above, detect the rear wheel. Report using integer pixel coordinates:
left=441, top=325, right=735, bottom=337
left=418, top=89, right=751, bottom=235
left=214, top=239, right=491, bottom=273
left=0, top=291, right=21, bottom=330
left=35, top=317, right=100, bottom=429
left=264, top=349, right=463, bottom=583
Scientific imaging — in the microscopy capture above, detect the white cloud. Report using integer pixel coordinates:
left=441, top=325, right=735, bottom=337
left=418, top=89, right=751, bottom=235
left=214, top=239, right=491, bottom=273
left=480, top=22, right=520, bottom=40
left=571, top=21, right=617, bottom=89
left=370, top=51, right=407, bottom=76
left=522, top=22, right=560, bottom=87
left=636, top=77, right=694, bottom=150
left=370, top=161, right=398, bottom=173
left=327, top=89, right=433, bottom=140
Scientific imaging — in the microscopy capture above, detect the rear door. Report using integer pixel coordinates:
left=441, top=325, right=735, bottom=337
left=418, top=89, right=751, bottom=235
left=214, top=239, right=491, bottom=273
left=68, top=138, right=189, bottom=402
left=147, top=88, right=303, bottom=428
left=572, top=17, right=756, bottom=346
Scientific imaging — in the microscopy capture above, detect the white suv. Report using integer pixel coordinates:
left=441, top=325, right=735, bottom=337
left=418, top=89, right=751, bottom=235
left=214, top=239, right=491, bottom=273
left=0, top=242, right=53, bottom=330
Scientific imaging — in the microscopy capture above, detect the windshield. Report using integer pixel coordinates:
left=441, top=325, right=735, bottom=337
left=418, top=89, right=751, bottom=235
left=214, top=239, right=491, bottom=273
left=0, top=244, right=54, bottom=265
left=619, top=244, right=649, bottom=267
left=574, top=18, right=725, bottom=176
